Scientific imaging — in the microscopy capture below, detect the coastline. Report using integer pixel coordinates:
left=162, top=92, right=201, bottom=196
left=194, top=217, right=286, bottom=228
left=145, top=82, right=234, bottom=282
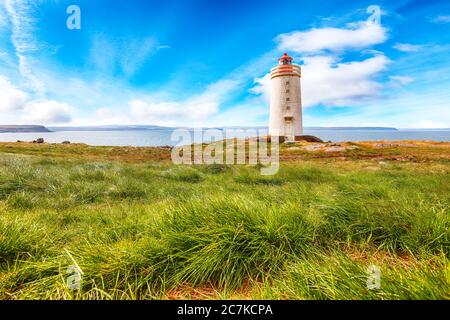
left=0, top=129, right=449, bottom=146
left=0, top=140, right=448, bottom=163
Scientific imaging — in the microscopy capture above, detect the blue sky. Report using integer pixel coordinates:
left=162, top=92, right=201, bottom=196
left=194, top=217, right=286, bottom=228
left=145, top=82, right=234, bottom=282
left=0, top=0, right=449, bottom=128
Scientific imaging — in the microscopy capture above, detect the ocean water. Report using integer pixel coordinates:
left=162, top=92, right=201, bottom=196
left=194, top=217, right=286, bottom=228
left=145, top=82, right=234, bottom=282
left=0, top=129, right=449, bottom=147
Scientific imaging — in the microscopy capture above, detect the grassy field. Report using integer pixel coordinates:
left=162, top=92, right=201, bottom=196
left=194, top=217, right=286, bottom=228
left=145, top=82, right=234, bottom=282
left=0, top=141, right=449, bottom=300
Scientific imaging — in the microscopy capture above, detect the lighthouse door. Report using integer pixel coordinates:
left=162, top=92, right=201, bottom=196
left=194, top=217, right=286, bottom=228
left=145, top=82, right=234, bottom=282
left=284, top=119, right=294, bottom=142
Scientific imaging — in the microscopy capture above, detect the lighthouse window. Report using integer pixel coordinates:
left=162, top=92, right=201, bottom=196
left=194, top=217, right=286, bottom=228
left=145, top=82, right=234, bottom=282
left=286, top=98, right=290, bottom=102
left=286, top=89, right=290, bottom=93
left=286, top=81, right=290, bottom=85
left=286, top=106, right=291, bottom=111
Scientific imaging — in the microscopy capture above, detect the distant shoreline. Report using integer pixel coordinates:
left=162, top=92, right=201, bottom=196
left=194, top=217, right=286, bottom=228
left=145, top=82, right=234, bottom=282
left=0, top=124, right=408, bottom=133
left=0, top=129, right=449, bottom=146
left=48, top=125, right=402, bottom=132
left=2, top=125, right=450, bottom=133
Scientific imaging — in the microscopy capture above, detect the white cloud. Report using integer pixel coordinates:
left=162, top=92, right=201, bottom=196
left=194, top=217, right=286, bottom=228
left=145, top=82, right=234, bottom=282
left=247, top=20, right=392, bottom=111
left=207, top=102, right=268, bottom=127
left=251, top=54, right=389, bottom=107
left=0, top=75, right=28, bottom=112
left=128, top=100, right=182, bottom=122
left=95, top=108, right=114, bottom=119
left=276, top=21, right=387, bottom=54
left=303, top=54, right=389, bottom=106
left=431, top=15, right=450, bottom=24
left=0, top=73, right=77, bottom=125
left=393, top=43, right=422, bottom=52
left=249, top=74, right=271, bottom=101
left=127, top=80, right=238, bottom=126
left=119, top=53, right=273, bottom=127
left=186, top=80, right=238, bottom=120
left=22, top=100, right=75, bottom=124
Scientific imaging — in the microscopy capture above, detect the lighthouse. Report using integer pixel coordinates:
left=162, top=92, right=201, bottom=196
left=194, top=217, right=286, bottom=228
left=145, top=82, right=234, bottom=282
left=269, top=53, right=303, bottom=141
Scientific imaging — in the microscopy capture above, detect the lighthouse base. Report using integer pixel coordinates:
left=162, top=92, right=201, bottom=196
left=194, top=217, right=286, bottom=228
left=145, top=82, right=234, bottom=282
left=266, top=135, right=324, bottom=143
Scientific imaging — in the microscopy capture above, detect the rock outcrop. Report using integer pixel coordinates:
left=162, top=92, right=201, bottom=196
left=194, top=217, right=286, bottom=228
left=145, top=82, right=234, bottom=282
left=294, top=135, right=324, bottom=143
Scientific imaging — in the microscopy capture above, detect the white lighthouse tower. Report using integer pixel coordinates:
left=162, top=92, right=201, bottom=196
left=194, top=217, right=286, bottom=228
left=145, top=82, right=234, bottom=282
left=269, top=53, right=303, bottom=141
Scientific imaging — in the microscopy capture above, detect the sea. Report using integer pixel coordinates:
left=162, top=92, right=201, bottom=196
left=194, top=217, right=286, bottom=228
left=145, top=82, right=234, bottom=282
left=0, top=128, right=449, bottom=147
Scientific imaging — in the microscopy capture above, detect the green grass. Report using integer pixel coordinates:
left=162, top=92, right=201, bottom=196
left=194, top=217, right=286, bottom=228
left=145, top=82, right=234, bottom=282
left=0, top=146, right=449, bottom=300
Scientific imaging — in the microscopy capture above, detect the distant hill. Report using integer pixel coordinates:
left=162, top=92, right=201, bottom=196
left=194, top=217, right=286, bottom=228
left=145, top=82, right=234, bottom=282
left=0, top=125, right=52, bottom=133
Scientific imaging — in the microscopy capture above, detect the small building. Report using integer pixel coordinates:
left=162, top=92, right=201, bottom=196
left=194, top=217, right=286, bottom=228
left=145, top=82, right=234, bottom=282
left=269, top=53, right=303, bottom=141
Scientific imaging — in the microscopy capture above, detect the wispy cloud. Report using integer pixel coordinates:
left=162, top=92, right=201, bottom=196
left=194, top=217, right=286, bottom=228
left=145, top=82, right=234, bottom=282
left=88, top=34, right=166, bottom=78
left=4, top=0, right=46, bottom=97
left=310, top=87, right=450, bottom=128
left=389, top=75, right=414, bottom=85
left=0, top=4, right=8, bottom=28
left=393, top=43, right=423, bottom=52
left=431, top=15, right=450, bottom=24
